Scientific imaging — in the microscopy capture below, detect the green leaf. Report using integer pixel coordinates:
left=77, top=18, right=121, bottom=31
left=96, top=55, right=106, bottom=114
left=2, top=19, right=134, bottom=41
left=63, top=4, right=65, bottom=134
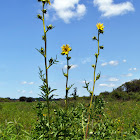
left=67, top=84, right=74, bottom=91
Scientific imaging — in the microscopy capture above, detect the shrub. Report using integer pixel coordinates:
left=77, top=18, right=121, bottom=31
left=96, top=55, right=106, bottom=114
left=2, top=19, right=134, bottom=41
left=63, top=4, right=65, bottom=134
left=19, top=96, right=26, bottom=102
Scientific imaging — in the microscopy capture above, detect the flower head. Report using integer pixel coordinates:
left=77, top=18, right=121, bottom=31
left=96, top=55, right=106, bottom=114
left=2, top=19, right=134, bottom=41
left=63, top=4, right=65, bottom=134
left=43, top=114, right=47, bottom=117
left=61, top=44, right=72, bottom=55
left=96, top=23, right=104, bottom=31
left=47, top=0, right=51, bottom=5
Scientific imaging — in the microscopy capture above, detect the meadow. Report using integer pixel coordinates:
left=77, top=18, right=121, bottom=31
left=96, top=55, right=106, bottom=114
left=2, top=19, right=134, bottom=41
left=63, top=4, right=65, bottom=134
left=0, top=0, right=139, bottom=139
left=0, top=98, right=140, bottom=139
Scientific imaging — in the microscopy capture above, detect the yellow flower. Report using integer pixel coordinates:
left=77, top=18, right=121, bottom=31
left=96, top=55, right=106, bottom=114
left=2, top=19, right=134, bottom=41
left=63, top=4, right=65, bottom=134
left=96, top=23, right=104, bottom=30
left=61, top=44, right=72, bottom=55
left=47, top=0, right=51, bottom=5
left=43, top=114, right=47, bottom=117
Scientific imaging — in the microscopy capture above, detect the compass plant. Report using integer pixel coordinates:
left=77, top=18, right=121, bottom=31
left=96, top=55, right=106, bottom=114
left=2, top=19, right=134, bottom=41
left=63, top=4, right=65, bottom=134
left=84, top=22, right=104, bottom=139
left=36, top=0, right=58, bottom=127
left=61, top=44, right=74, bottom=110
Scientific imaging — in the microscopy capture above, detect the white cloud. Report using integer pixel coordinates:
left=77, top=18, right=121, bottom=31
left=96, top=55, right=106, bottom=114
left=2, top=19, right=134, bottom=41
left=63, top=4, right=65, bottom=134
left=99, top=83, right=115, bottom=87
left=129, top=68, right=137, bottom=71
left=21, top=81, right=34, bottom=85
left=21, top=81, right=27, bottom=84
left=133, top=68, right=137, bottom=71
left=52, top=0, right=86, bottom=23
left=122, top=73, right=133, bottom=77
left=127, top=73, right=133, bottom=77
left=28, top=82, right=34, bottom=85
left=109, top=60, right=118, bottom=66
left=101, top=62, right=108, bottom=66
left=17, top=89, right=26, bottom=93
left=82, top=57, right=91, bottom=64
left=108, top=77, right=119, bottom=82
left=123, top=59, right=126, bottom=63
left=64, top=64, right=78, bottom=69
left=71, top=65, right=78, bottom=69
left=81, top=80, right=92, bottom=84
left=93, top=0, right=134, bottom=17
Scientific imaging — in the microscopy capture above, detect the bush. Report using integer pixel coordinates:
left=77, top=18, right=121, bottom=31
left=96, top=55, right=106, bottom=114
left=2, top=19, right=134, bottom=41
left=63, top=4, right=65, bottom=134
left=19, top=96, right=26, bottom=102
left=26, top=97, right=34, bottom=102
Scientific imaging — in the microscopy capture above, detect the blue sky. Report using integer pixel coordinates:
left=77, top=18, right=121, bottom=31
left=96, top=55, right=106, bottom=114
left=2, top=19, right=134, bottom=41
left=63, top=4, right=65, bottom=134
left=0, top=0, right=140, bottom=99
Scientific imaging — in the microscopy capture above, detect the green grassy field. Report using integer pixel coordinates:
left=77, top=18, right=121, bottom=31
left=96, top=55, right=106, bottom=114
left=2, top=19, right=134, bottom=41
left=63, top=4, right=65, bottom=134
left=0, top=99, right=140, bottom=139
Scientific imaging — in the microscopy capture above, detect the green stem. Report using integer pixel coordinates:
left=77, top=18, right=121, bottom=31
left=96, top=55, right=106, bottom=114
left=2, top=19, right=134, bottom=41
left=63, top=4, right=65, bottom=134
left=42, top=3, right=50, bottom=125
left=66, top=54, right=69, bottom=110
left=85, top=30, right=100, bottom=139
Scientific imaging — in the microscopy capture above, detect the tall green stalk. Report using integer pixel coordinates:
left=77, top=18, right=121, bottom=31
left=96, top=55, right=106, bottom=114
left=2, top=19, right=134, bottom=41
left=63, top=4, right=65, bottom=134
left=65, top=54, right=69, bottom=110
left=61, top=44, right=73, bottom=110
left=37, top=0, right=58, bottom=127
left=84, top=23, right=104, bottom=139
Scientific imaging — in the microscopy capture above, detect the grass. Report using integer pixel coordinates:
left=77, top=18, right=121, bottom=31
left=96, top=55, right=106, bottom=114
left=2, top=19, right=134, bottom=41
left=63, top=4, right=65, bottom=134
left=0, top=98, right=140, bottom=137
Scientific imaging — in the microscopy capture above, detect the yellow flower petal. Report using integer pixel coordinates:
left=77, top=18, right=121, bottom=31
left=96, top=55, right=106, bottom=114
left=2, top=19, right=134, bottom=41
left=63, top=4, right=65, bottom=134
left=61, top=44, right=72, bottom=55
left=96, top=22, right=104, bottom=31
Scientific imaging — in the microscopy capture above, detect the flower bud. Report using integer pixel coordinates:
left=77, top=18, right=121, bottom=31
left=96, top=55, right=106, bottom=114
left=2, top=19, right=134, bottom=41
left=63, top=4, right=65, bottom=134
left=40, top=47, right=44, bottom=52
left=99, top=46, right=104, bottom=49
left=42, top=35, right=45, bottom=41
left=92, top=64, right=95, bottom=68
left=49, top=58, right=53, bottom=64
left=47, top=24, right=54, bottom=30
left=96, top=73, right=100, bottom=81
left=95, top=53, right=98, bottom=58
left=68, top=65, right=71, bottom=69
left=42, top=9, right=47, bottom=13
left=92, top=36, right=97, bottom=40
left=37, top=14, right=42, bottom=20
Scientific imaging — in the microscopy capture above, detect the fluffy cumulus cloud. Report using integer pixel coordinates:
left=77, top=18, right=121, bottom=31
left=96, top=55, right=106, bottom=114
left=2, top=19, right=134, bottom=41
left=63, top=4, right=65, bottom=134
left=17, top=90, right=26, bottom=93
left=28, top=82, right=34, bottom=85
left=99, top=83, right=115, bottom=87
left=101, top=60, right=118, bottom=66
left=129, top=68, right=137, bottom=71
left=101, top=62, right=108, bottom=66
left=93, top=0, right=134, bottom=17
left=21, top=81, right=27, bottom=85
left=21, top=81, right=34, bottom=85
left=52, top=0, right=86, bottom=23
left=109, top=60, right=118, bottom=66
left=122, top=73, right=133, bottom=77
left=108, top=77, right=119, bottom=82
left=123, top=59, right=126, bottom=63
